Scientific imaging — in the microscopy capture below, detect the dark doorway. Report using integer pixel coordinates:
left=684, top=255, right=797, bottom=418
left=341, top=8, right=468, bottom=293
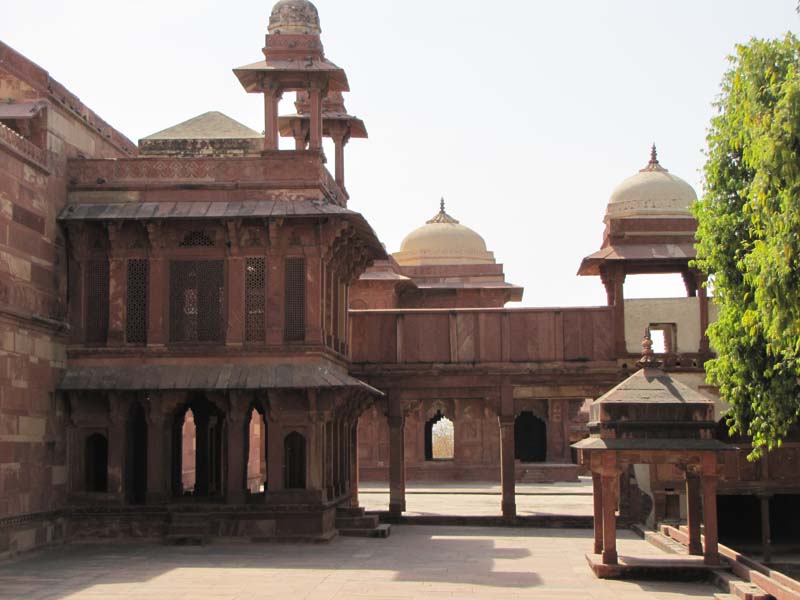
left=126, top=403, right=148, bottom=504
left=284, top=431, right=306, bottom=489
left=514, top=411, right=546, bottom=462
left=85, top=433, right=108, bottom=492
left=718, top=495, right=760, bottom=545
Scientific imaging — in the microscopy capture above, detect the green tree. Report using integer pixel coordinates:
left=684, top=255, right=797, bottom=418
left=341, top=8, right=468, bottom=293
left=694, top=33, right=800, bottom=457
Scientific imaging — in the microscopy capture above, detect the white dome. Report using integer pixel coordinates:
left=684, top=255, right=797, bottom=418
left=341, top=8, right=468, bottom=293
left=605, top=147, right=697, bottom=222
left=393, top=201, right=495, bottom=267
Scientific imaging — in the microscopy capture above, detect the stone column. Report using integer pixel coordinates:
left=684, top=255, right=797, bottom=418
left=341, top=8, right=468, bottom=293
left=146, top=398, right=169, bottom=504
left=107, top=393, right=126, bottom=499
left=350, top=422, right=360, bottom=508
left=266, top=415, right=283, bottom=492
left=759, top=495, right=772, bottom=563
left=107, top=256, right=126, bottom=346
left=685, top=471, right=703, bottom=555
left=601, top=471, right=619, bottom=565
left=388, top=394, right=406, bottom=516
left=194, top=408, right=210, bottom=497
left=308, top=85, right=323, bottom=151
left=701, top=473, right=720, bottom=565
left=263, top=88, right=281, bottom=151
left=499, top=416, right=516, bottom=518
left=226, top=394, right=247, bottom=504
left=592, top=472, right=603, bottom=554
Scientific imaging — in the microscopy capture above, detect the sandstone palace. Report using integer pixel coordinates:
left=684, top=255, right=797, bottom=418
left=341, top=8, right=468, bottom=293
left=0, top=0, right=798, bottom=561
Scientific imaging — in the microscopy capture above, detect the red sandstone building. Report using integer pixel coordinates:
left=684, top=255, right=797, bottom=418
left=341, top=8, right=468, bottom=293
left=0, top=0, right=798, bottom=558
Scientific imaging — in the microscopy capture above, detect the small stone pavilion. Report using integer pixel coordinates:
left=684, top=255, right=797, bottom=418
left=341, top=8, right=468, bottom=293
left=574, top=334, right=731, bottom=576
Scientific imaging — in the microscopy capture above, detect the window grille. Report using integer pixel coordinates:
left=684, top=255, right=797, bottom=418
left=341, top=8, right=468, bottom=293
left=284, top=257, right=306, bottom=342
left=126, top=259, right=148, bottom=344
left=169, top=260, right=225, bottom=343
left=245, top=257, right=266, bottom=342
left=179, top=230, right=215, bottom=247
left=85, top=259, right=109, bottom=344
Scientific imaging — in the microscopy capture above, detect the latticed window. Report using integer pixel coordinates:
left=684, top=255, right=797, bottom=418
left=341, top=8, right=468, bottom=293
left=284, top=257, right=306, bottom=342
left=179, top=230, right=215, bottom=247
left=126, top=259, right=149, bottom=344
left=169, top=260, right=225, bottom=343
left=245, top=257, right=266, bottom=342
left=85, top=259, right=109, bottom=344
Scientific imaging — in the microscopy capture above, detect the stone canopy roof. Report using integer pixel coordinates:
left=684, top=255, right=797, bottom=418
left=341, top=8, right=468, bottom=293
left=141, top=111, right=262, bottom=141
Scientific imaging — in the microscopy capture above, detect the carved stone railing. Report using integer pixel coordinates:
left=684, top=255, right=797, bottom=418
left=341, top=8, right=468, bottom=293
left=0, top=121, right=48, bottom=171
left=350, top=307, right=616, bottom=365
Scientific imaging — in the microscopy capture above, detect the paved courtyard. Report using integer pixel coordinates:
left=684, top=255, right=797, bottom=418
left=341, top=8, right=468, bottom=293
left=359, top=478, right=594, bottom=516
left=0, top=526, right=719, bottom=599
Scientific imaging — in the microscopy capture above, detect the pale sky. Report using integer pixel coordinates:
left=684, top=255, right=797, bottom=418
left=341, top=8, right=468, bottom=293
left=2, top=1, right=796, bottom=306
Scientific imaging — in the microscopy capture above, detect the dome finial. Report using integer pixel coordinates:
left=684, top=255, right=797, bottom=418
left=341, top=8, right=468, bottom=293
left=440, top=197, right=445, bottom=213
left=637, top=328, right=661, bottom=369
left=427, top=198, right=459, bottom=224
left=640, top=143, right=666, bottom=173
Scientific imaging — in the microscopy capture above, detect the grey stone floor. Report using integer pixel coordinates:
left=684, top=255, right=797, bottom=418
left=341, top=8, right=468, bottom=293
left=359, top=478, right=594, bottom=516
left=0, top=526, right=719, bottom=599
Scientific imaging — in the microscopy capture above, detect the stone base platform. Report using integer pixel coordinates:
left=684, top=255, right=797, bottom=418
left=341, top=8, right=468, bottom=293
left=585, top=552, right=713, bottom=580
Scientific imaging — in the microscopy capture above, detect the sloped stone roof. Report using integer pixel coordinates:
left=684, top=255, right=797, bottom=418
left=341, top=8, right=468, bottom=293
left=142, top=111, right=261, bottom=141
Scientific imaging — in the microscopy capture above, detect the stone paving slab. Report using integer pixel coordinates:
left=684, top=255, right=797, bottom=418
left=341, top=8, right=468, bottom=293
left=359, top=479, right=594, bottom=516
left=0, top=526, right=719, bottom=599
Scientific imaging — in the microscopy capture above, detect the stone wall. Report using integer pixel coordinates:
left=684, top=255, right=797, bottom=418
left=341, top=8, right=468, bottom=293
left=0, top=41, right=133, bottom=558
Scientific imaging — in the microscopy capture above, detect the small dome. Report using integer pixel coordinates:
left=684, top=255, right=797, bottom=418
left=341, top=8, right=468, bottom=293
left=268, top=0, right=321, bottom=35
left=605, top=146, right=697, bottom=221
left=394, top=200, right=495, bottom=266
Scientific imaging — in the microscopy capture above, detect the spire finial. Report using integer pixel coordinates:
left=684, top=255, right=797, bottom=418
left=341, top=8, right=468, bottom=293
left=426, top=197, right=459, bottom=224
left=650, top=143, right=658, bottom=164
left=637, top=328, right=661, bottom=369
left=640, top=143, right=667, bottom=172
left=440, top=197, right=445, bottom=213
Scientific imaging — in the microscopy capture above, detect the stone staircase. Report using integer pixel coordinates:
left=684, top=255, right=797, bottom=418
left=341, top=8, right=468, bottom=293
left=335, top=506, right=391, bottom=538
left=165, top=512, right=209, bottom=545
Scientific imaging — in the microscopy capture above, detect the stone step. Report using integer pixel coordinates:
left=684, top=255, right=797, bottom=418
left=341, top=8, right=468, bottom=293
left=336, top=506, right=366, bottom=518
left=713, top=594, right=738, bottom=600
left=335, top=515, right=380, bottom=530
left=338, top=524, right=391, bottom=539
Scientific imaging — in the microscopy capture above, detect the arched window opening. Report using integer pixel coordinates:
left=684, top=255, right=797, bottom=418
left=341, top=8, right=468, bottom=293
left=284, top=431, right=306, bottom=489
left=246, top=407, right=267, bottom=493
left=181, top=408, right=197, bottom=494
left=424, top=411, right=454, bottom=461
left=126, top=402, right=148, bottom=504
left=85, top=433, right=108, bottom=492
left=514, top=411, right=547, bottom=463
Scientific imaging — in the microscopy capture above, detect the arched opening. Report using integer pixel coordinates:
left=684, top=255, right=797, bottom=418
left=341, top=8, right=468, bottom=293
left=424, top=411, right=454, bottom=461
left=85, top=433, right=108, bottom=492
left=284, top=431, right=306, bottom=489
left=181, top=408, right=197, bottom=494
left=246, top=407, right=267, bottom=494
left=514, top=411, right=547, bottom=462
left=126, top=402, right=148, bottom=504
left=172, top=396, right=226, bottom=498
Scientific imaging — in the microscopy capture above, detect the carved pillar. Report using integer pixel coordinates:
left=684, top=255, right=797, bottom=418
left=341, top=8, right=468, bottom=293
left=388, top=393, right=406, bottom=515
left=107, top=393, right=126, bottom=498
left=263, top=87, right=281, bottom=151
left=147, top=258, right=166, bottom=347
left=267, top=414, right=283, bottom=492
left=601, top=265, right=626, bottom=356
left=146, top=397, right=169, bottom=504
left=307, top=416, right=325, bottom=492
left=330, top=125, right=349, bottom=189
left=226, top=393, right=247, bottom=504
left=305, top=254, right=323, bottom=344
left=601, top=470, right=619, bottom=565
left=291, top=120, right=308, bottom=150
left=592, top=472, right=603, bottom=554
left=265, top=234, right=284, bottom=345
left=685, top=471, right=703, bottom=555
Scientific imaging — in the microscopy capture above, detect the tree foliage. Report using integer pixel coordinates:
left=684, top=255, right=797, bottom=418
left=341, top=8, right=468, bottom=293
left=693, top=33, right=800, bottom=457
